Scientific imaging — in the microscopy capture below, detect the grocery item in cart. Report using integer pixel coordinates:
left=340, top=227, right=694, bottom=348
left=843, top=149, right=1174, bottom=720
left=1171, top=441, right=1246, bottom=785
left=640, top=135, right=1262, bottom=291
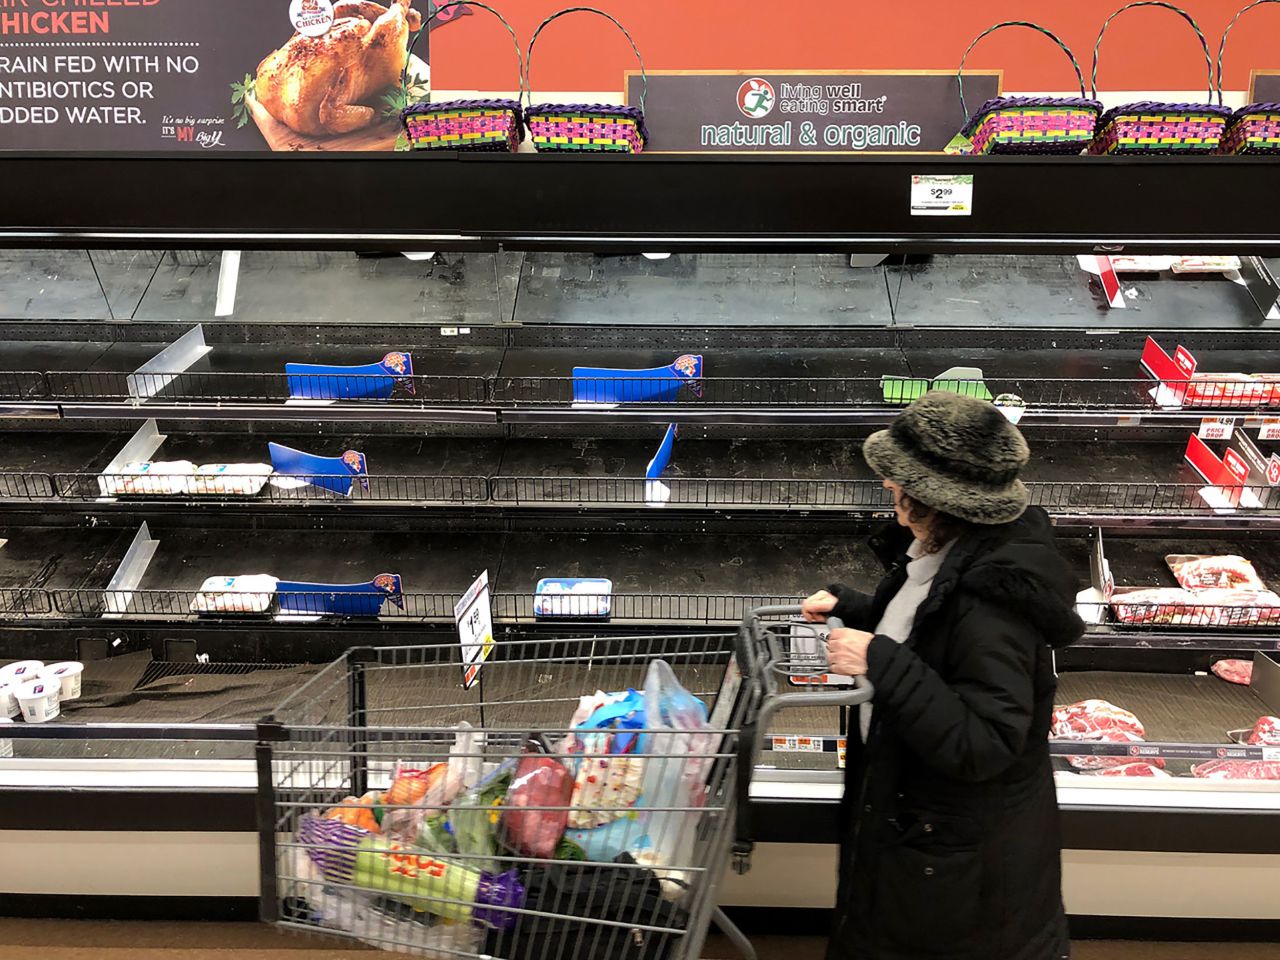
left=1050, top=700, right=1165, bottom=771
left=380, top=724, right=483, bottom=844
left=562, top=689, right=648, bottom=858
left=1231, top=715, right=1280, bottom=746
left=483, top=854, right=685, bottom=960
left=1166, top=554, right=1266, bottom=591
left=502, top=749, right=574, bottom=860
left=1211, top=658, right=1254, bottom=685
left=298, top=816, right=525, bottom=929
left=189, top=574, right=279, bottom=614
left=447, top=758, right=516, bottom=874
left=1192, top=759, right=1280, bottom=780
left=324, top=793, right=383, bottom=834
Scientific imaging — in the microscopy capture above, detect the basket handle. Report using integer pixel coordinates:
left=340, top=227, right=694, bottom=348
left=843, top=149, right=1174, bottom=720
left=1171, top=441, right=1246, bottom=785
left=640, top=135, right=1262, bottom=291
left=957, top=21, right=1088, bottom=121
left=1217, top=0, right=1280, bottom=102
left=524, top=6, right=647, bottom=112
left=1091, top=1, right=1218, bottom=104
left=403, top=1, right=526, bottom=105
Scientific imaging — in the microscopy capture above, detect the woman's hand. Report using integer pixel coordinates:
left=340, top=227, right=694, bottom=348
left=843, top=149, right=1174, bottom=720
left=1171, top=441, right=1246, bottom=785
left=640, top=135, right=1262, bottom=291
left=827, top=628, right=874, bottom=676
left=802, top=590, right=839, bottom=622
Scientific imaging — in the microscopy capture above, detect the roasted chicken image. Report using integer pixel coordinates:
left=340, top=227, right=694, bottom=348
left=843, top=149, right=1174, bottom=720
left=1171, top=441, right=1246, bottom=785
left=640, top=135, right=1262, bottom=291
left=254, top=0, right=420, bottom=137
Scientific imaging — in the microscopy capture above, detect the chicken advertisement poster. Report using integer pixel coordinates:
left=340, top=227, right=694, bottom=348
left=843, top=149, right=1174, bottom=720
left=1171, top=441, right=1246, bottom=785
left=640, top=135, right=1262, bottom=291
left=0, top=0, right=462, bottom=151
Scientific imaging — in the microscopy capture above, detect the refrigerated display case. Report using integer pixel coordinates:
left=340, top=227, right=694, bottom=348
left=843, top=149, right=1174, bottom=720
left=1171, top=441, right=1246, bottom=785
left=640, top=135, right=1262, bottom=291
left=0, top=159, right=1278, bottom=940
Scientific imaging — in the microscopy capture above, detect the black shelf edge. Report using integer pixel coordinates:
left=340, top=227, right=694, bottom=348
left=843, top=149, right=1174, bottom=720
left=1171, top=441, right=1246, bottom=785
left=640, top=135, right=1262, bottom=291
left=2, top=154, right=1279, bottom=252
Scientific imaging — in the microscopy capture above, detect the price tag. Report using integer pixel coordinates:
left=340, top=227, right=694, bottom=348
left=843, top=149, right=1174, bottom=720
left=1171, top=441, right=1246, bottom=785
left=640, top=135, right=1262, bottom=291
left=910, top=174, right=973, bottom=217
left=770, top=736, right=824, bottom=753
left=1260, top=418, right=1280, bottom=441
left=837, top=738, right=847, bottom=770
left=1264, top=747, right=1280, bottom=762
left=454, top=570, right=495, bottom=690
left=1198, top=416, right=1236, bottom=441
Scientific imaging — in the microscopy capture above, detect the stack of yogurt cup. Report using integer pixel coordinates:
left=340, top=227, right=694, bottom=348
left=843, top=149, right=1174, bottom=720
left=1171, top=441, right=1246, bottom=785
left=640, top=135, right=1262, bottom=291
left=0, top=659, right=84, bottom=729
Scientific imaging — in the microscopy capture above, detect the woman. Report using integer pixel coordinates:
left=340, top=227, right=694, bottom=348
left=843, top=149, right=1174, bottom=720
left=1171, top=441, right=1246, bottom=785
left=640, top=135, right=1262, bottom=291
left=803, top=390, right=1083, bottom=960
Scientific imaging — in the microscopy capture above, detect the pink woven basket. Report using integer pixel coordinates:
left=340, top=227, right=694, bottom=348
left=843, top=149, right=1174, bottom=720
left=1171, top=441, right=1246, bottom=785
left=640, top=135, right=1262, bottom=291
left=1216, top=0, right=1280, bottom=154
left=523, top=7, right=649, bottom=154
left=399, top=1, right=525, bottom=152
left=1086, top=1, right=1231, bottom=155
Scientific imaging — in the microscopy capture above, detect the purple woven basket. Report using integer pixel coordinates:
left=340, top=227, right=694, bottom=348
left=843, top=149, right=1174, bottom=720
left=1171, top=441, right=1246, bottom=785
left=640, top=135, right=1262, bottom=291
left=398, top=2, right=526, bottom=153
left=954, top=22, right=1103, bottom=156
left=1087, top=2, right=1228, bottom=155
left=1216, top=1, right=1280, bottom=154
left=524, top=7, right=649, bottom=153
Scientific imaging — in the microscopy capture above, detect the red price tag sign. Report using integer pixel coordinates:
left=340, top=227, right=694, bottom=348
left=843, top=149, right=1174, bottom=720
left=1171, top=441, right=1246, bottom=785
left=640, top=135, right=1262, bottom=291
left=1174, top=345, right=1198, bottom=379
left=1224, top=448, right=1250, bottom=485
left=1268, top=454, right=1280, bottom=487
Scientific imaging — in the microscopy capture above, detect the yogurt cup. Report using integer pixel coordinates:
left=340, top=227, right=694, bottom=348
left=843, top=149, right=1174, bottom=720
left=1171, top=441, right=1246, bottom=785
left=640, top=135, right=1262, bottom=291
left=0, top=716, right=12, bottom=759
left=41, top=661, right=84, bottom=702
left=0, top=684, right=18, bottom=720
left=0, top=660, right=44, bottom=686
left=15, top=678, right=60, bottom=723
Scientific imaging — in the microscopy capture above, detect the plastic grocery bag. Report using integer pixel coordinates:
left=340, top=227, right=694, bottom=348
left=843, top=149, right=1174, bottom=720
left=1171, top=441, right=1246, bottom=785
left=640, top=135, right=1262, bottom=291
left=448, top=756, right=516, bottom=874
left=381, top=723, right=483, bottom=843
left=502, top=744, right=574, bottom=859
left=632, top=659, right=714, bottom=887
left=560, top=689, right=649, bottom=861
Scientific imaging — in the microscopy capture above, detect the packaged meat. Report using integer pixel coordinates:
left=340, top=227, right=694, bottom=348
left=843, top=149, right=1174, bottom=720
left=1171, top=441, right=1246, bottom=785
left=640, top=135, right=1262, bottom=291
left=502, top=751, right=574, bottom=860
left=1111, top=588, right=1280, bottom=627
left=1191, top=759, right=1280, bottom=780
left=190, top=574, right=279, bottom=613
left=1052, top=700, right=1146, bottom=740
left=1050, top=700, right=1165, bottom=770
left=102, top=460, right=196, bottom=496
left=1184, top=373, right=1268, bottom=408
left=1166, top=554, right=1266, bottom=592
left=1211, top=659, right=1254, bottom=685
left=1230, top=715, right=1280, bottom=746
left=1088, top=762, right=1172, bottom=778
left=191, top=463, right=273, bottom=496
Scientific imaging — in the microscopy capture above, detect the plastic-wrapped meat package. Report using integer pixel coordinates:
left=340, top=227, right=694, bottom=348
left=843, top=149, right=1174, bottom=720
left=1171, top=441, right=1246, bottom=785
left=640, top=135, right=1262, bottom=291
left=1231, top=715, right=1280, bottom=746
left=191, top=463, right=274, bottom=496
left=1211, top=659, right=1254, bottom=685
left=1109, top=588, right=1202, bottom=626
left=1184, top=373, right=1268, bottom=408
left=1192, top=759, right=1280, bottom=780
left=105, top=460, right=196, bottom=496
left=1089, top=762, right=1172, bottom=778
left=189, top=574, right=279, bottom=613
left=1050, top=700, right=1164, bottom=771
left=1197, top=589, right=1280, bottom=628
left=1166, top=554, right=1266, bottom=591
left=502, top=752, right=574, bottom=859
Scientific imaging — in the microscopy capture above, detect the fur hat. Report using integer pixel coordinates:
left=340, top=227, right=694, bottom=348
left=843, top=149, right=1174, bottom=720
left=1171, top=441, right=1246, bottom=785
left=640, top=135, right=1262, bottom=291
left=863, top=390, right=1030, bottom=525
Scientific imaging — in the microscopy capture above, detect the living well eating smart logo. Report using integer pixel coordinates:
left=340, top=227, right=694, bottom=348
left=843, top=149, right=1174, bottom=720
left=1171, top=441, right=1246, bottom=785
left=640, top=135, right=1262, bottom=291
left=736, top=78, right=775, bottom=118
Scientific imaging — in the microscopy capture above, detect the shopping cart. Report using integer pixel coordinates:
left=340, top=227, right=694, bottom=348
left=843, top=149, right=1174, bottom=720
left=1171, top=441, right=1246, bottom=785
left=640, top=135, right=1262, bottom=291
left=255, top=605, right=872, bottom=960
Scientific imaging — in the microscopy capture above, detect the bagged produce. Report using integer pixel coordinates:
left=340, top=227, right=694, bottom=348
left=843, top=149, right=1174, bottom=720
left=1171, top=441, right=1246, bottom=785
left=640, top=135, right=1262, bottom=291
left=299, top=816, right=525, bottom=929
left=447, top=757, right=516, bottom=874
left=283, top=843, right=484, bottom=959
left=380, top=723, right=483, bottom=843
left=502, top=746, right=574, bottom=860
left=1166, top=554, right=1266, bottom=591
left=324, top=792, right=383, bottom=833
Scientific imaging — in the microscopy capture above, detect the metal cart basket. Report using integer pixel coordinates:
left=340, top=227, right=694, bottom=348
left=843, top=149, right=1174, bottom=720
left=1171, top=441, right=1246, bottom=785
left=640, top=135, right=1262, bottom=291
left=255, top=605, right=871, bottom=960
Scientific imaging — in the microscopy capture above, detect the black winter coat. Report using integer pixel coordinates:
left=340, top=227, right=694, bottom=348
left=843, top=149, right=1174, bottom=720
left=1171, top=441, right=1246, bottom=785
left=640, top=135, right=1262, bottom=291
left=825, top=507, right=1083, bottom=960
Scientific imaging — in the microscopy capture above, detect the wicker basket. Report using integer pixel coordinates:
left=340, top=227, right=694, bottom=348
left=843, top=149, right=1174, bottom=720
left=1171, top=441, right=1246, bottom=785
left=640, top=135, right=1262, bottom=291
left=400, top=1, right=524, bottom=152
left=524, top=7, right=648, bottom=154
left=1087, top=1, right=1232, bottom=155
left=1217, top=0, right=1280, bottom=154
left=954, top=21, right=1102, bottom=155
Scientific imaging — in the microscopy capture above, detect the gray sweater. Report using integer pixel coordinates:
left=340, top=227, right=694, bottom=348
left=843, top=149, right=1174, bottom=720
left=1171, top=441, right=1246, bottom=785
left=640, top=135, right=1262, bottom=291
left=860, top=537, right=956, bottom=742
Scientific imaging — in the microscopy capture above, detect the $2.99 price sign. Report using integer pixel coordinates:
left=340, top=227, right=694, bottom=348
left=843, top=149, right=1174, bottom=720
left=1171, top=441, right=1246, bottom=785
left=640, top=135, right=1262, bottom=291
left=910, top=174, right=974, bottom=217
left=454, top=570, right=495, bottom=690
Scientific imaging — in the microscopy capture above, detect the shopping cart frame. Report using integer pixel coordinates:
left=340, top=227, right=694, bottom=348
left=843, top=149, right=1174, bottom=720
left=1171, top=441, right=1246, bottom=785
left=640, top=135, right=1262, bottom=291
left=253, top=605, right=872, bottom=960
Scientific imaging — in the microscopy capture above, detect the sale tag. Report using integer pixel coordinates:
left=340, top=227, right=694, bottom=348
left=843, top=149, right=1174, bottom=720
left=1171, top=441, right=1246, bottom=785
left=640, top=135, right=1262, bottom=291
left=454, top=570, right=495, bottom=690
left=910, top=174, right=973, bottom=217
left=770, top=736, right=824, bottom=753
left=1224, top=448, right=1250, bottom=484
left=1198, top=416, right=1236, bottom=441
left=1260, top=418, right=1280, bottom=441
